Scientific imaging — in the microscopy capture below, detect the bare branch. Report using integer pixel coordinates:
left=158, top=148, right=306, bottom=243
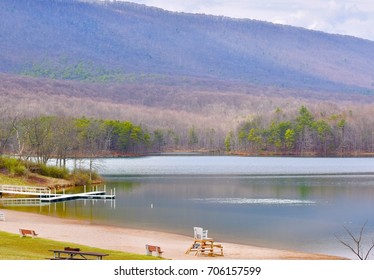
left=335, top=234, right=363, bottom=260
left=364, top=241, right=374, bottom=260
left=336, top=221, right=373, bottom=260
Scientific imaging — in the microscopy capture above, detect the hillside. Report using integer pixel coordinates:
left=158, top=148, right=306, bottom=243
left=2, top=2, right=374, bottom=250
left=1, top=0, right=374, bottom=155
left=1, top=0, right=374, bottom=95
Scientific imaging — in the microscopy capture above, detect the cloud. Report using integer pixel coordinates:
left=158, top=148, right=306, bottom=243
left=109, top=0, right=374, bottom=40
left=289, top=1, right=374, bottom=39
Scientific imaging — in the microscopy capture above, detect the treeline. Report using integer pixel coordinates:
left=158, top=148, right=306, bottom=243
left=226, top=106, right=374, bottom=156
left=0, top=105, right=373, bottom=166
left=0, top=115, right=207, bottom=166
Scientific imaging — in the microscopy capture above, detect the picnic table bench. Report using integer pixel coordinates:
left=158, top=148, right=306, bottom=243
left=49, top=248, right=109, bottom=260
left=185, top=227, right=224, bottom=257
left=19, top=228, right=38, bottom=238
left=185, top=239, right=224, bottom=256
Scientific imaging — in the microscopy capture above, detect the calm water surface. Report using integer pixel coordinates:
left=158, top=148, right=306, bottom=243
left=3, top=156, right=374, bottom=259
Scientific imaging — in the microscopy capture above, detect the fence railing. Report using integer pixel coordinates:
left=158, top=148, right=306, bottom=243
left=0, top=185, right=50, bottom=195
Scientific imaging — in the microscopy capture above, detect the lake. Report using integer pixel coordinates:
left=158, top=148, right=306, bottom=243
left=3, top=156, right=374, bottom=259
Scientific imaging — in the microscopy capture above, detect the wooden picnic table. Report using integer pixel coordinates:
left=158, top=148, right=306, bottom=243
left=49, top=249, right=108, bottom=260
left=185, top=238, right=223, bottom=257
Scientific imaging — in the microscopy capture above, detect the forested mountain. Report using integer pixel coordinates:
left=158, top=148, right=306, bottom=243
left=1, top=0, right=374, bottom=93
left=1, top=0, right=374, bottom=156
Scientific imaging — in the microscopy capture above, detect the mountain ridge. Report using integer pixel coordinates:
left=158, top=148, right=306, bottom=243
left=1, top=1, right=374, bottom=151
left=1, top=0, right=374, bottom=95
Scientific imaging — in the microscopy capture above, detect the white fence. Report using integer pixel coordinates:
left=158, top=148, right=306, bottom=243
left=0, top=185, right=50, bottom=196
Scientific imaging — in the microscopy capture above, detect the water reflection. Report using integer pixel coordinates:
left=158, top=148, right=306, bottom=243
left=191, top=197, right=317, bottom=205
left=3, top=156, right=374, bottom=259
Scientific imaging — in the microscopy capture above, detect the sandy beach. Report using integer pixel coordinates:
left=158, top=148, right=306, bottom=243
left=0, top=209, right=346, bottom=260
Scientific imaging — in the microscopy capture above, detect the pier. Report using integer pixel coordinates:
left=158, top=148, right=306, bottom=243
left=40, top=191, right=115, bottom=202
left=0, top=184, right=115, bottom=205
left=0, top=185, right=50, bottom=196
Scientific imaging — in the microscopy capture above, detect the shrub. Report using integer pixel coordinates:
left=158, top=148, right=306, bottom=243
left=69, top=169, right=102, bottom=186
left=14, top=165, right=27, bottom=176
left=37, top=165, right=69, bottom=179
left=70, top=169, right=90, bottom=186
left=90, top=170, right=101, bottom=181
left=0, top=157, right=27, bottom=176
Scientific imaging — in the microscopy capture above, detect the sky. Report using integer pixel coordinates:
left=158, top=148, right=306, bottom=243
left=110, top=0, right=374, bottom=41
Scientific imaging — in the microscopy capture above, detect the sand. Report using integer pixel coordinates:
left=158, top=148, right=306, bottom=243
left=0, top=209, right=346, bottom=260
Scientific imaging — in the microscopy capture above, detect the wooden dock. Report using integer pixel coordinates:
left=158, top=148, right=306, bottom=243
left=40, top=191, right=115, bottom=202
left=0, top=185, right=50, bottom=196
left=0, top=184, right=115, bottom=204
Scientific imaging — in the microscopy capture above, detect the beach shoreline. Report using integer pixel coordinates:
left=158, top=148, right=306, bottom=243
left=0, top=209, right=347, bottom=260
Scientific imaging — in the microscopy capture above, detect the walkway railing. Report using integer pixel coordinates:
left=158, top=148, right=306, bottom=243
left=0, top=184, right=50, bottom=195
left=0, top=184, right=115, bottom=205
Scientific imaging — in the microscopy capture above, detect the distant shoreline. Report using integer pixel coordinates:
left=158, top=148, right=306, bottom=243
left=71, top=150, right=374, bottom=158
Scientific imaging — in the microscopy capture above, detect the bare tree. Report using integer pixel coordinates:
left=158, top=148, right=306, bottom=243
left=0, top=106, right=19, bottom=156
left=336, top=221, right=374, bottom=260
left=53, top=116, right=79, bottom=168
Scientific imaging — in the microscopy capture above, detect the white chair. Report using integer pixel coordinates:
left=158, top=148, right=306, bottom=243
left=193, top=227, right=210, bottom=240
left=0, top=212, right=4, bottom=221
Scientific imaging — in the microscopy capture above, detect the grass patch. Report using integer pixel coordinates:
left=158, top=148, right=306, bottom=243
left=0, top=156, right=96, bottom=187
left=0, top=231, right=161, bottom=260
left=0, top=173, right=31, bottom=186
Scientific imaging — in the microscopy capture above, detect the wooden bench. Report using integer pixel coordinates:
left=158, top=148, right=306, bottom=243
left=145, top=244, right=163, bottom=257
left=64, top=247, right=80, bottom=252
left=0, top=212, right=4, bottom=221
left=19, top=228, right=38, bottom=238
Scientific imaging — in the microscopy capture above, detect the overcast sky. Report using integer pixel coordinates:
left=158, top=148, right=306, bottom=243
left=115, top=0, right=374, bottom=41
